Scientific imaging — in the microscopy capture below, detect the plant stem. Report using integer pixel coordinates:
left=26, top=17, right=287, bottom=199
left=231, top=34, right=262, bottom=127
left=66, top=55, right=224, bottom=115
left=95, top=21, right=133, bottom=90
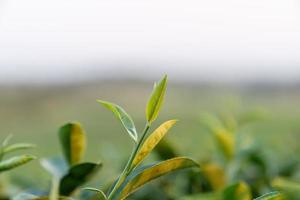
left=107, top=124, right=150, bottom=200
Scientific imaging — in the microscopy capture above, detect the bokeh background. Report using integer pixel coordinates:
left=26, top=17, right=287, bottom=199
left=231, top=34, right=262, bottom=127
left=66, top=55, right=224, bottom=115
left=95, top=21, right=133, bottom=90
left=0, top=0, right=299, bottom=194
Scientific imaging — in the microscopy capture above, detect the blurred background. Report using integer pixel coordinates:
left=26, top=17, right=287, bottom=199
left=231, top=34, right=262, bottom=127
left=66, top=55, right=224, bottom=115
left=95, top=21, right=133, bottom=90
left=0, top=0, right=299, bottom=195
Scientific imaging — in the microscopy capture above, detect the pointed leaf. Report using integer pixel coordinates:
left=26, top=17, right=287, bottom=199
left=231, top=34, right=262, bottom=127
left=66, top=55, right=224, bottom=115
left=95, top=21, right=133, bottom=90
left=83, top=187, right=108, bottom=200
left=97, top=100, right=138, bottom=142
left=59, top=162, right=102, bottom=196
left=118, top=157, right=199, bottom=200
left=146, top=75, right=168, bottom=123
left=131, top=120, right=177, bottom=169
left=0, top=155, right=35, bottom=172
left=3, top=143, right=35, bottom=154
left=254, top=191, right=284, bottom=200
left=59, top=122, right=86, bottom=165
left=2, top=134, right=13, bottom=147
left=214, top=128, right=235, bottom=160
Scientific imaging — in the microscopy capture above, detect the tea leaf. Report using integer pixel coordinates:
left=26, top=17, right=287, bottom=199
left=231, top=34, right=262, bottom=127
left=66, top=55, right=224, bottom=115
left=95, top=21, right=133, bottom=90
left=131, top=120, right=177, bottom=169
left=59, top=122, right=86, bottom=166
left=214, top=128, right=235, bottom=160
left=97, top=100, right=138, bottom=143
left=83, top=187, right=107, bottom=200
left=146, top=75, right=167, bottom=124
left=118, top=157, right=199, bottom=200
left=254, top=191, right=284, bottom=200
left=3, top=143, right=35, bottom=154
left=59, top=162, right=102, bottom=196
left=202, top=162, right=226, bottom=191
left=2, top=134, right=13, bottom=147
left=0, top=155, right=35, bottom=172
left=223, top=181, right=252, bottom=200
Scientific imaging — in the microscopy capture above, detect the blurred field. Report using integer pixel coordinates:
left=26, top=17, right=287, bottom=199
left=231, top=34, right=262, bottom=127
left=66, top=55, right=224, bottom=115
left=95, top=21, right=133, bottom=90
left=0, top=80, right=300, bottom=191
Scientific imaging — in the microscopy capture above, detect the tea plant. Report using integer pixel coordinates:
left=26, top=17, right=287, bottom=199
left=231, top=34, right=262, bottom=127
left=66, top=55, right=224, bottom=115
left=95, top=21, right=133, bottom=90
left=151, top=109, right=270, bottom=199
left=84, top=75, right=199, bottom=200
left=16, top=122, right=102, bottom=200
left=0, top=135, right=35, bottom=173
left=0, top=135, right=35, bottom=198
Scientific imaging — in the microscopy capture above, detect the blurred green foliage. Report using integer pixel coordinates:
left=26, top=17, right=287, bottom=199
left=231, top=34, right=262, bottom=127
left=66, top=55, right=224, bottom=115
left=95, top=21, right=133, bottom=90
left=0, top=81, right=299, bottom=199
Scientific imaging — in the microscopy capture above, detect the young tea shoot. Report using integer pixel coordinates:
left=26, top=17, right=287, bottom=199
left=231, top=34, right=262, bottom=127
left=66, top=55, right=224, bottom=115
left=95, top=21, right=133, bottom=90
left=90, top=75, right=200, bottom=200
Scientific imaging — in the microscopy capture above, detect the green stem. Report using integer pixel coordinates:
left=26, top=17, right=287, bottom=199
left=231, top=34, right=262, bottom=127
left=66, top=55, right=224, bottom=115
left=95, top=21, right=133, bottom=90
left=107, top=124, right=150, bottom=200
left=50, top=178, right=59, bottom=200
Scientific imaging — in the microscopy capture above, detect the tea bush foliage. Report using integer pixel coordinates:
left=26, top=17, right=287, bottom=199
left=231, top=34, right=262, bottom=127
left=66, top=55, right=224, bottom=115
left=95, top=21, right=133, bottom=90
left=0, top=75, right=299, bottom=199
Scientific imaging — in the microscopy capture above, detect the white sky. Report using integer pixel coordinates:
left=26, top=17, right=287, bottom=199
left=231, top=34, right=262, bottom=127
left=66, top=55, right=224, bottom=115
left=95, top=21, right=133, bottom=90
left=0, top=0, right=300, bottom=84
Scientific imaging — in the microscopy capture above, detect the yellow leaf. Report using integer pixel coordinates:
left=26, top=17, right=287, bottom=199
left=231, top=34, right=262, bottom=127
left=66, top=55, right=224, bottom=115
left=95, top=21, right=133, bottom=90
left=59, top=122, right=86, bottom=165
left=214, top=128, right=235, bottom=160
left=235, top=182, right=252, bottom=200
left=131, top=120, right=177, bottom=169
left=71, top=123, right=86, bottom=165
left=119, top=157, right=199, bottom=200
left=202, top=162, right=226, bottom=190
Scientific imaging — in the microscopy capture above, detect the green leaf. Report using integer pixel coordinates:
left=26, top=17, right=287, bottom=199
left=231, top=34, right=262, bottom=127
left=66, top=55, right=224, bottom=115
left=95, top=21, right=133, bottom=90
left=254, top=191, right=284, bottom=200
left=59, top=122, right=86, bottom=166
left=3, top=143, right=35, bottom=154
left=83, top=187, right=108, bottom=200
left=223, top=182, right=252, bottom=200
left=131, top=120, right=177, bottom=169
left=97, top=100, right=138, bottom=143
left=0, top=155, right=35, bottom=172
left=146, top=75, right=168, bottom=124
left=59, top=162, right=102, bottom=196
left=2, top=134, right=13, bottom=147
left=117, top=157, right=199, bottom=200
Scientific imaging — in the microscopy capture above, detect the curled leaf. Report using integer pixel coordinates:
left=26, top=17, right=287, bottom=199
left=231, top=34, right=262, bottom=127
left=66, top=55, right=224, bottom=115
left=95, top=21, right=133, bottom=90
left=0, top=155, right=36, bottom=172
left=97, top=100, right=138, bottom=143
left=146, top=75, right=168, bottom=124
left=59, top=122, right=86, bottom=166
left=131, top=120, right=177, bottom=169
left=118, top=157, right=199, bottom=200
